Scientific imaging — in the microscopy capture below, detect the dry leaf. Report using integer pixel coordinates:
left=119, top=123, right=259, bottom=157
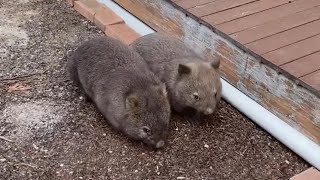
left=8, top=83, right=31, bottom=92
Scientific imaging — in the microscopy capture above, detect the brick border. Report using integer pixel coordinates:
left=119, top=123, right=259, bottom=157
left=67, top=0, right=140, bottom=44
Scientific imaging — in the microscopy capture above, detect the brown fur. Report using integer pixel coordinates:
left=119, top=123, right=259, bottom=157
left=131, top=33, right=222, bottom=117
left=68, top=36, right=171, bottom=148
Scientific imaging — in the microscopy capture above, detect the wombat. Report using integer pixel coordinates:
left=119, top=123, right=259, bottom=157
left=130, top=33, right=222, bottom=117
left=68, top=36, right=171, bottom=148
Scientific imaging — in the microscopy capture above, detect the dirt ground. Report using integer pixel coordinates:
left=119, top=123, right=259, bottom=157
left=0, top=0, right=310, bottom=179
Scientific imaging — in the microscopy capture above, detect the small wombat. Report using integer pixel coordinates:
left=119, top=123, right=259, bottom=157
left=68, top=36, right=171, bottom=148
left=131, top=33, right=222, bottom=117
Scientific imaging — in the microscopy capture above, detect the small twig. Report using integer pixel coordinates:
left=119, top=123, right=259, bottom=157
left=16, top=163, right=37, bottom=169
left=0, top=70, right=48, bottom=82
left=0, top=136, right=14, bottom=143
left=0, top=73, right=38, bottom=81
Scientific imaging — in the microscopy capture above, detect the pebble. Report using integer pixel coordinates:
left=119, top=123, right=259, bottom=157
left=32, top=144, right=39, bottom=150
left=177, top=177, right=186, bottom=180
left=285, top=160, right=290, bottom=164
left=0, top=158, right=6, bottom=162
left=204, top=144, right=209, bottom=148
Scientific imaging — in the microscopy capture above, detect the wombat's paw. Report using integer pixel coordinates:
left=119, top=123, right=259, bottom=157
left=81, top=94, right=92, bottom=102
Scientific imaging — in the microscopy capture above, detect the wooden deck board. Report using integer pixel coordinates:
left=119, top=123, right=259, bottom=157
left=176, top=0, right=219, bottom=9
left=263, top=34, right=320, bottom=66
left=203, top=0, right=293, bottom=25
left=188, top=0, right=257, bottom=17
left=246, top=20, right=320, bottom=55
left=301, top=70, right=320, bottom=90
left=231, top=6, right=320, bottom=44
left=216, top=0, right=320, bottom=34
left=281, top=52, right=320, bottom=78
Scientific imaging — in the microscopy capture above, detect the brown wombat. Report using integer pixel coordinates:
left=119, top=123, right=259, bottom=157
left=130, top=33, right=222, bottom=117
left=68, top=36, right=171, bottom=148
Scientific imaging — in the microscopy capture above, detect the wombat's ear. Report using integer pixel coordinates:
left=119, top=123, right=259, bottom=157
left=178, top=64, right=191, bottom=75
left=158, top=84, right=168, bottom=97
left=210, top=57, right=220, bottom=69
left=126, top=94, right=141, bottom=110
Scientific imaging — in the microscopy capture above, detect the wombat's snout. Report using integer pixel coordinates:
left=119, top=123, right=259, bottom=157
left=203, top=108, right=214, bottom=115
left=156, top=140, right=165, bottom=148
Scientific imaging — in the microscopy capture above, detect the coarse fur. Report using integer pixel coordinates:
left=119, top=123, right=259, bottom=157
left=131, top=33, right=222, bottom=117
left=68, top=36, right=171, bottom=148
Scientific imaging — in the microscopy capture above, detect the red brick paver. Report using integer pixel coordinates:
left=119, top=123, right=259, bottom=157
left=68, top=0, right=140, bottom=45
left=74, top=0, right=101, bottom=22
left=290, top=167, right=320, bottom=180
left=94, top=6, right=124, bottom=31
left=66, top=0, right=75, bottom=7
left=105, top=23, right=140, bottom=45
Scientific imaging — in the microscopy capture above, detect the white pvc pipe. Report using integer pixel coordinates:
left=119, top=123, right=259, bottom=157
left=99, top=0, right=320, bottom=170
left=221, top=81, right=320, bottom=170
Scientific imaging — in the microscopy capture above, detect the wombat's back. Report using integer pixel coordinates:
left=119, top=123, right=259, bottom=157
left=131, top=33, right=199, bottom=65
left=69, top=36, right=152, bottom=95
left=67, top=36, right=171, bottom=148
left=131, top=33, right=222, bottom=116
left=74, top=36, right=146, bottom=76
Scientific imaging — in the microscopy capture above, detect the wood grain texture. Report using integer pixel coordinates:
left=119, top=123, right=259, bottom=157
left=231, top=6, right=320, bottom=44
left=112, top=0, right=184, bottom=37
left=175, top=0, right=219, bottom=9
left=281, top=52, right=320, bottom=78
left=203, top=0, right=293, bottom=25
left=113, top=0, right=320, bottom=144
left=216, top=0, right=320, bottom=34
left=263, top=34, right=320, bottom=66
left=246, top=20, right=320, bottom=55
left=301, top=70, right=320, bottom=91
left=188, top=0, right=257, bottom=17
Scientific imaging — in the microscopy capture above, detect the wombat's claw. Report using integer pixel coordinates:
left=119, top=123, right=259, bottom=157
left=193, top=112, right=202, bottom=121
left=191, top=112, right=207, bottom=125
left=83, top=94, right=92, bottom=102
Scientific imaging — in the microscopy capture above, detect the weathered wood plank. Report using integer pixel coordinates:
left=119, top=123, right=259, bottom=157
left=112, top=0, right=320, bottom=144
left=110, top=0, right=184, bottom=37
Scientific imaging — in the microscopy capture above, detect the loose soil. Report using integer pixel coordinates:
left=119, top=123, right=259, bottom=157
left=0, top=0, right=309, bottom=179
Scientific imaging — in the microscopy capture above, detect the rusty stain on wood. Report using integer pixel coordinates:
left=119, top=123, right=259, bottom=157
left=114, top=0, right=320, bottom=145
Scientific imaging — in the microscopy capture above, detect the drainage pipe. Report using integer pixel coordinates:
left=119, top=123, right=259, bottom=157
left=99, top=0, right=320, bottom=170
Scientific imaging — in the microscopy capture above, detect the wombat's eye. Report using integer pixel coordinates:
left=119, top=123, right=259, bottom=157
left=142, top=126, right=152, bottom=135
left=193, top=92, right=199, bottom=100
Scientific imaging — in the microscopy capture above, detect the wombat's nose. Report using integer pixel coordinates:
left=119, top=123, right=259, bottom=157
left=204, top=108, right=213, bottom=115
left=156, top=140, right=165, bottom=148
